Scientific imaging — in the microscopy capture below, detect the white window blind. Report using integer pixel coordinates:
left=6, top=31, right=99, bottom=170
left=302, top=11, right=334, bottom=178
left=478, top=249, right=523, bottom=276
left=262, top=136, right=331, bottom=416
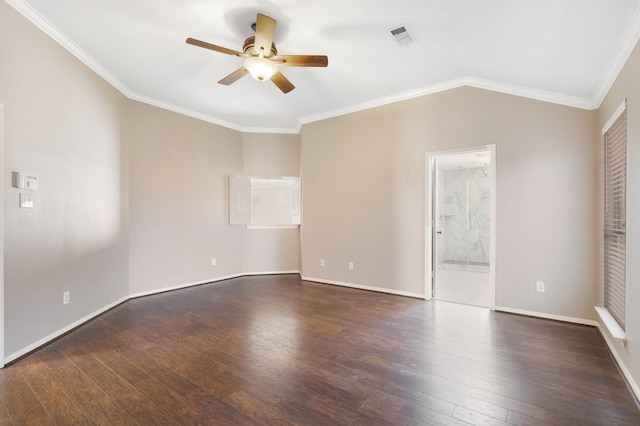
left=603, top=106, right=626, bottom=330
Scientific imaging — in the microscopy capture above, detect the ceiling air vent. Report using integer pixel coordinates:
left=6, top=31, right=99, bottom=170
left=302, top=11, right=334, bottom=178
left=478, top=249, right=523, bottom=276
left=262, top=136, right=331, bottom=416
left=390, top=25, right=415, bottom=46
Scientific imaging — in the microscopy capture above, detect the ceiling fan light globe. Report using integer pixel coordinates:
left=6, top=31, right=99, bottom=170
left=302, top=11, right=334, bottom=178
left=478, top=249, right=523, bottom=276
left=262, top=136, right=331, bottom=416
left=245, top=56, right=278, bottom=81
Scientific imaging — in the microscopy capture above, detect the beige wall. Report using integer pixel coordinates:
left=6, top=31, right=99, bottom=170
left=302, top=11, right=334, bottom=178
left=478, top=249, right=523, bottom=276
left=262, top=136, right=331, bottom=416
left=127, top=102, right=245, bottom=295
left=0, top=2, right=301, bottom=358
left=242, top=133, right=300, bottom=273
left=300, top=87, right=598, bottom=320
left=597, top=39, right=640, bottom=394
left=0, top=2, right=129, bottom=356
left=2, top=0, right=637, bottom=395
left=127, top=112, right=302, bottom=294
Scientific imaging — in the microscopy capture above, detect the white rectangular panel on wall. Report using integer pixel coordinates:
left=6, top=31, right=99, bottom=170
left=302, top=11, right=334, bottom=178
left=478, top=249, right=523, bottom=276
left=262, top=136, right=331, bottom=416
left=228, top=176, right=301, bottom=227
left=229, top=176, right=250, bottom=225
left=292, top=178, right=301, bottom=225
left=250, top=177, right=301, bottom=226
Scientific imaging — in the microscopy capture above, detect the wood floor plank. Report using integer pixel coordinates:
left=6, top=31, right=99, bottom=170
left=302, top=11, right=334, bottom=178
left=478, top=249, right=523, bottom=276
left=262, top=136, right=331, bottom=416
left=452, top=405, right=510, bottom=425
left=16, top=357, right=94, bottom=425
left=0, top=275, right=637, bottom=425
left=0, top=366, right=53, bottom=425
left=35, top=347, right=136, bottom=426
left=0, top=397, right=13, bottom=426
left=60, top=346, right=180, bottom=425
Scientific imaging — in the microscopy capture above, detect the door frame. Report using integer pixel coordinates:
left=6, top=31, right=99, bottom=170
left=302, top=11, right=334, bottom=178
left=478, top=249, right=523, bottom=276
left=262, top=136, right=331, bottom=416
left=0, top=103, right=5, bottom=366
left=425, top=144, right=496, bottom=310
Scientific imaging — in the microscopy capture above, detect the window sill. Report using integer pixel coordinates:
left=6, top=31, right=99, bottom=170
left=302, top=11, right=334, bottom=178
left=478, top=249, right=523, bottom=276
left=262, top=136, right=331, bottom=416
left=595, top=306, right=627, bottom=346
left=247, top=225, right=299, bottom=230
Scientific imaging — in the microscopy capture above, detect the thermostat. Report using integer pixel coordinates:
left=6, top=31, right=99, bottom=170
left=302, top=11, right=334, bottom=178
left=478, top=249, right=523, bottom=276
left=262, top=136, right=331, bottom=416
left=16, top=173, right=38, bottom=190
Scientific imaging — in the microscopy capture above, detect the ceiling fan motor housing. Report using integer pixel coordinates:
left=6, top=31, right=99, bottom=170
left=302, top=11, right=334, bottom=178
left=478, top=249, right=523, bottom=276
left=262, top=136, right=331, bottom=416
left=243, top=36, right=277, bottom=57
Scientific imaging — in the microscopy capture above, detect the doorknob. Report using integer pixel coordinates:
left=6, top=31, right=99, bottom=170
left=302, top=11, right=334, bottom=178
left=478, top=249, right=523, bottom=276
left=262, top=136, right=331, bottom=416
left=436, top=231, right=442, bottom=234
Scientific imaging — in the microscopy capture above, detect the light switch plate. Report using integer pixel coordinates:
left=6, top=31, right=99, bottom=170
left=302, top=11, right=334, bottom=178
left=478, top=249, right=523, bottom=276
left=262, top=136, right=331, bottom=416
left=19, top=193, right=34, bottom=208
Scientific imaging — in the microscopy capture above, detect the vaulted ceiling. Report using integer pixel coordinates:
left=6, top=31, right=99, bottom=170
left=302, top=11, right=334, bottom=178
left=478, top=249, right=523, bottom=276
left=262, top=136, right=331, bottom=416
left=8, top=0, right=640, bottom=132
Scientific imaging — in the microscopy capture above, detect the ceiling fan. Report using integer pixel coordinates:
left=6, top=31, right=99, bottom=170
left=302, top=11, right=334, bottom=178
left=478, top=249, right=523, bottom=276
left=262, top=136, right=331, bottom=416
left=186, top=13, right=328, bottom=94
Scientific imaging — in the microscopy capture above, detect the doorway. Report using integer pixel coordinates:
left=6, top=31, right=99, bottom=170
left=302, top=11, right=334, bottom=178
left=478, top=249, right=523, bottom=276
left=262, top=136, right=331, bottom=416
left=425, top=145, right=496, bottom=309
left=0, top=103, right=4, bottom=366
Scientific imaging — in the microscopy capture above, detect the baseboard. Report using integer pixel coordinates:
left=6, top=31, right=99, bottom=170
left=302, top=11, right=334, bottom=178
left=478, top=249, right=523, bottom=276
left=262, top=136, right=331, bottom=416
left=129, top=273, right=246, bottom=299
left=494, top=306, right=598, bottom=326
left=301, top=276, right=425, bottom=299
left=5, top=271, right=300, bottom=365
left=596, top=323, right=640, bottom=403
left=243, top=270, right=301, bottom=276
left=10, top=275, right=637, bottom=407
left=4, top=295, right=129, bottom=364
left=494, top=306, right=639, bottom=403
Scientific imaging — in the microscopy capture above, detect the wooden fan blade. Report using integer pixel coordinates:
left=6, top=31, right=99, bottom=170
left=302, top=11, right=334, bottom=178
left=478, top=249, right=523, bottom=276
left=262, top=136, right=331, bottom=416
left=186, top=38, right=244, bottom=57
left=272, top=55, right=328, bottom=67
left=218, top=67, right=249, bottom=85
left=271, top=71, right=295, bottom=94
left=254, top=14, right=277, bottom=55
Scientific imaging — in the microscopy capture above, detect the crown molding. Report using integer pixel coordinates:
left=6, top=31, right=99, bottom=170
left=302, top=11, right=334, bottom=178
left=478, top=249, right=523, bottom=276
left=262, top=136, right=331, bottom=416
left=298, top=78, right=469, bottom=126
left=5, top=0, right=299, bottom=135
left=5, top=0, right=132, bottom=97
left=463, top=77, right=596, bottom=109
left=8, top=0, right=640, bottom=134
left=126, top=93, right=293, bottom=134
left=298, top=76, right=596, bottom=127
left=129, top=92, right=300, bottom=134
left=592, top=2, right=640, bottom=108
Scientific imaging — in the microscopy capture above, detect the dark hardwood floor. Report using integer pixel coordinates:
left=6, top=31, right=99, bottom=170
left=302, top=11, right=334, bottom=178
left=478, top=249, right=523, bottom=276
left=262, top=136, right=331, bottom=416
left=0, top=274, right=638, bottom=425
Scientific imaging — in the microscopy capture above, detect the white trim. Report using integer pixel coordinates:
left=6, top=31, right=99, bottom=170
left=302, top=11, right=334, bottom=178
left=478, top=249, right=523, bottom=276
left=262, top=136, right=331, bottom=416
left=425, top=145, right=497, bottom=310
left=5, top=0, right=607, bottom=135
left=594, top=306, right=627, bottom=344
left=300, top=78, right=469, bottom=125
left=3, top=0, right=300, bottom=135
left=0, top=104, right=5, bottom=368
left=495, top=305, right=640, bottom=402
left=424, top=154, right=434, bottom=301
left=593, top=4, right=640, bottom=108
left=127, top=93, right=247, bottom=133
left=126, top=93, right=301, bottom=135
left=247, top=225, right=299, bottom=230
left=299, top=77, right=596, bottom=127
left=243, top=270, right=300, bottom=276
left=4, top=0, right=130, bottom=96
left=602, top=98, right=628, bottom=135
left=5, top=271, right=300, bottom=363
left=494, top=306, right=598, bottom=327
left=464, top=77, right=596, bottom=110
left=129, top=274, right=246, bottom=299
left=488, top=146, right=497, bottom=310
left=301, top=276, right=424, bottom=299
left=4, top=295, right=129, bottom=364
left=130, top=271, right=300, bottom=300
left=596, top=323, right=640, bottom=402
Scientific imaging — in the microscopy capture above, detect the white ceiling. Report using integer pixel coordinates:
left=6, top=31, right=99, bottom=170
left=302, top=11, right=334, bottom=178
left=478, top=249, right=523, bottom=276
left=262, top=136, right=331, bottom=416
left=8, top=0, right=640, bottom=133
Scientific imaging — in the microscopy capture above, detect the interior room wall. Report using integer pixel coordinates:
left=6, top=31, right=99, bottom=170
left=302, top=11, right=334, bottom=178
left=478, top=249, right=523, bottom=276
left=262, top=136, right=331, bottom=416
left=242, top=133, right=301, bottom=273
left=1, top=0, right=631, bottom=392
left=596, top=39, right=640, bottom=396
left=127, top=101, right=245, bottom=295
left=300, top=86, right=598, bottom=320
left=0, top=2, right=129, bottom=357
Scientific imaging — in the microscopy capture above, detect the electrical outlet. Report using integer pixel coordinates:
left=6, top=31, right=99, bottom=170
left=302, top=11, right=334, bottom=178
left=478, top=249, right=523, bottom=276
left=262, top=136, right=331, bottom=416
left=348, top=262, right=354, bottom=271
left=320, top=258, right=325, bottom=267
left=536, top=281, right=545, bottom=293
left=63, top=291, right=70, bottom=305
left=211, top=258, right=217, bottom=266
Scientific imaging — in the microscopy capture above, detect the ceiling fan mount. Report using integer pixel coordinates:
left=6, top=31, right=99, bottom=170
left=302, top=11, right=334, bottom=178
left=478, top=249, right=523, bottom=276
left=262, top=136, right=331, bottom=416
left=242, top=36, right=277, bottom=58
left=186, top=13, right=328, bottom=94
